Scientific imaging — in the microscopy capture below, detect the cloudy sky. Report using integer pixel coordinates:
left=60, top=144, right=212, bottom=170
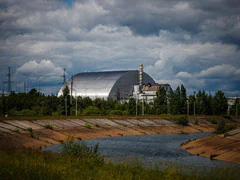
left=0, top=0, right=239, bottom=96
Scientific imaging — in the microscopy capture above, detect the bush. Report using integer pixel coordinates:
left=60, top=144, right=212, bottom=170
left=61, top=139, right=104, bottom=165
left=175, top=116, right=189, bottom=126
left=26, top=128, right=35, bottom=138
left=210, top=118, right=217, bottom=124
left=108, top=110, right=129, bottom=116
left=85, top=122, right=91, bottom=129
left=21, top=109, right=36, bottom=116
left=44, top=124, right=53, bottom=130
left=8, top=109, right=21, bottom=116
left=82, top=106, right=100, bottom=115
left=216, top=120, right=237, bottom=134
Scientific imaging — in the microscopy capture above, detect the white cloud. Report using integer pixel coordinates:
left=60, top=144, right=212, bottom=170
left=176, top=72, right=192, bottom=79
left=16, top=60, right=63, bottom=82
left=197, top=64, right=240, bottom=78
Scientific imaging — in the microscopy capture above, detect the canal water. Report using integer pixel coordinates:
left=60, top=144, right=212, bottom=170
left=44, top=132, right=239, bottom=169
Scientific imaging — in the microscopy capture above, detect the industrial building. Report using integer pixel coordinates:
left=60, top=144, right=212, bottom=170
left=133, top=83, right=171, bottom=104
left=58, top=65, right=156, bottom=100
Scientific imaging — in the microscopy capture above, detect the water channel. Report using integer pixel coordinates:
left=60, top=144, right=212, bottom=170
left=44, top=132, right=239, bottom=169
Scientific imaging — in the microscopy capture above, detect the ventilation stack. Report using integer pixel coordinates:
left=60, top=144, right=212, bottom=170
left=139, top=64, right=143, bottom=87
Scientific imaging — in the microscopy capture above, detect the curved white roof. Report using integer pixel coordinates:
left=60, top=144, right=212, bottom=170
left=58, top=70, right=155, bottom=99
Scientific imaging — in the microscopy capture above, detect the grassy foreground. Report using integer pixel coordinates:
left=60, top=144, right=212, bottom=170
left=0, top=148, right=239, bottom=180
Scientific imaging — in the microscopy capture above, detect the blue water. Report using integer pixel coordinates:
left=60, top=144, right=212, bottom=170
left=44, top=132, right=240, bottom=169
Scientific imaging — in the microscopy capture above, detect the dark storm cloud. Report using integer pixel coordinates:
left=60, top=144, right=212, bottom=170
left=0, top=0, right=239, bottom=95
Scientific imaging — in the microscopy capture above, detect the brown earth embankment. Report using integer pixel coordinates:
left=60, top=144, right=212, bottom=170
left=0, top=118, right=215, bottom=150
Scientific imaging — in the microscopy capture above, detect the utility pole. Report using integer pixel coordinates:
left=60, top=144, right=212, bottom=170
left=136, top=96, right=138, bottom=116
left=2, top=81, right=4, bottom=95
left=75, top=91, right=77, bottom=116
left=187, top=99, right=189, bottom=116
left=24, top=79, right=27, bottom=93
left=193, top=91, right=196, bottom=116
left=65, top=96, right=67, bottom=116
left=70, top=75, right=73, bottom=105
left=236, top=96, right=239, bottom=117
left=142, top=97, right=144, bottom=116
left=7, top=67, right=11, bottom=93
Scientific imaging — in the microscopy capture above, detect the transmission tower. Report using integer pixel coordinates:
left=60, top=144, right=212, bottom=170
left=61, top=68, right=66, bottom=85
left=4, top=67, right=12, bottom=93
left=7, top=67, right=11, bottom=92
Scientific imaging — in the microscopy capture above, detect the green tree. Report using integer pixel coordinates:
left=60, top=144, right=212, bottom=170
left=180, top=85, right=187, bottom=114
left=213, top=91, right=228, bottom=115
left=153, top=87, right=167, bottom=114
left=59, top=85, right=71, bottom=115
left=128, top=98, right=137, bottom=115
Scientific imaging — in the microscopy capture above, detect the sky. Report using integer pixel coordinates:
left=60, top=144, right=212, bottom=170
left=0, top=0, right=239, bottom=96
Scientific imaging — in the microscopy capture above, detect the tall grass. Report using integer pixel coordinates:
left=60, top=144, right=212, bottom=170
left=0, top=148, right=239, bottom=180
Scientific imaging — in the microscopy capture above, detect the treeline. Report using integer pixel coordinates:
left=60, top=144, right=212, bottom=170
left=0, top=85, right=238, bottom=116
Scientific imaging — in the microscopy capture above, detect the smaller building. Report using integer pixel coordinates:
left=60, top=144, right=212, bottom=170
left=227, top=97, right=239, bottom=115
left=133, top=83, right=171, bottom=104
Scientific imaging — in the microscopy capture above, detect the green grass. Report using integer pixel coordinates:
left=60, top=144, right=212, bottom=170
left=0, top=148, right=239, bottom=180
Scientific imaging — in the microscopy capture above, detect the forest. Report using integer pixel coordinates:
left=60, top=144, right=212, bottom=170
left=0, top=85, right=238, bottom=117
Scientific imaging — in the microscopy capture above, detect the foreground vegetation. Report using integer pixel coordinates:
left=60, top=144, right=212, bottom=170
left=0, top=145, right=239, bottom=180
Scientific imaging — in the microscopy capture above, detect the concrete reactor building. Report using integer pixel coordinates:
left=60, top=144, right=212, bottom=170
left=58, top=64, right=156, bottom=101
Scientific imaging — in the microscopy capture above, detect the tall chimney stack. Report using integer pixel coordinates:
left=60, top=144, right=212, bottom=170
left=139, top=64, right=143, bottom=87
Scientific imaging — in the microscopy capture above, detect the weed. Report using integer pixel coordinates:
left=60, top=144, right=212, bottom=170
left=210, top=118, right=217, bottom=124
left=26, top=128, right=35, bottom=138
left=85, top=122, right=91, bottom=129
left=174, top=116, right=189, bottom=126
left=95, top=123, right=100, bottom=127
left=61, top=139, right=104, bottom=165
left=44, top=124, right=53, bottom=129
left=216, top=120, right=237, bottom=134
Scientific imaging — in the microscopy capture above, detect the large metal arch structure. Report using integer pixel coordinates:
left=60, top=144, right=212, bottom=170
left=58, top=70, right=155, bottom=100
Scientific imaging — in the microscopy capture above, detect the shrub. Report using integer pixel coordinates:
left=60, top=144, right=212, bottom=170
left=108, top=110, right=129, bottom=116
left=175, top=116, right=189, bottom=126
left=216, top=120, right=237, bottom=134
left=61, top=139, right=104, bottom=165
left=26, top=127, right=35, bottom=138
left=44, top=124, right=53, bottom=130
left=210, top=118, right=217, bottom=124
left=82, top=106, right=100, bottom=115
left=8, top=109, right=21, bottom=116
left=21, top=109, right=36, bottom=116
left=85, top=122, right=91, bottom=129
left=95, top=123, right=100, bottom=127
